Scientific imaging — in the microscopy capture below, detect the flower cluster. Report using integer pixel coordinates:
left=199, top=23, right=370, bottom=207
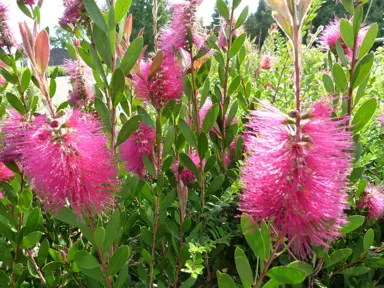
left=160, top=0, right=206, bottom=58
left=60, top=0, right=85, bottom=27
left=358, top=185, right=384, bottom=219
left=133, top=56, right=184, bottom=111
left=0, top=162, right=13, bottom=182
left=319, top=17, right=368, bottom=58
left=121, top=123, right=156, bottom=178
left=0, top=1, right=16, bottom=49
left=64, top=59, right=95, bottom=107
left=260, top=54, right=274, bottom=70
left=240, top=101, right=352, bottom=258
left=19, top=111, right=118, bottom=216
left=172, top=153, right=201, bottom=185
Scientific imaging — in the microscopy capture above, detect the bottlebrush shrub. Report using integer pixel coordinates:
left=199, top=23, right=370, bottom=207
left=0, top=0, right=383, bottom=287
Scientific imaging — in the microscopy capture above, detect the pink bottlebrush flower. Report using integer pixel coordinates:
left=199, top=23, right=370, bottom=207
left=60, top=0, right=85, bottom=26
left=319, top=17, right=368, bottom=58
left=0, top=162, right=13, bottom=181
left=160, top=0, right=207, bottom=58
left=133, top=56, right=184, bottom=111
left=0, top=110, right=46, bottom=162
left=21, top=111, right=118, bottom=216
left=22, top=0, right=36, bottom=6
left=260, top=54, right=273, bottom=70
left=121, top=123, right=156, bottom=178
left=172, top=153, right=202, bottom=185
left=64, top=59, right=94, bottom=107
left=358, top=185, right=384, bottom=219
left=239, top=101, right=352, bottom=258
left=0, top=1, right=16, bottom=48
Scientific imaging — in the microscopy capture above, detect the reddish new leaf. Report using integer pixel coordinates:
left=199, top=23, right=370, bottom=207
left=35, top=29, right=50, bottom=76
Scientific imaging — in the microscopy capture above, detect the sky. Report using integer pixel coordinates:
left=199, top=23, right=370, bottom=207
left=7, top=0, right=259, bottom=41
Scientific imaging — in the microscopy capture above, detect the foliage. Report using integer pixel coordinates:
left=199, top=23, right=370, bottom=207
left=0, top=0, right=383, bottom=288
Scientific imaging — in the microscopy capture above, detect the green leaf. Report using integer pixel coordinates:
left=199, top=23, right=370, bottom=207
left=94, top=227, right=105, bottom=247
left=0, top=249, right=13, bottom=266
left=83, top=0, right=108, bottom=32
left=78, top=47, right=95, bottom=69
left=267, top=266, right=306, bottom=284
left=288, top=261, right=313, bottom=276
left=75, top=251, right=100, bottom=269
left=232, top=0, right=241, bottom=9
left=0, top=183, right=17, bottom=205
left=354, top=74, right=369, bottom=106
left=55, top=207, right=83, bottom=227
left=179, top=153, right=200, bottom=181
left=21, top=68, right=31, bottom=92
left=241, top=214, right=270, bottom=260
left=332, top=63, right=347, bottom=92
left=162, top=127, right=174, bottom=158
left=235, top=6, right=248, bottom=29
left=363, top=228, right=374, bottom=253
left=224, top=123, right=238, bottom=147
left=352, top=53, right=374, bottom=89
left=116, top=115, right=142, bottom=146
left=228, top=75, right=240, bottom=96
left=49, top=78, right=56, bottom=98
left=180, top=277, right=197, bottom=288
left=340, top=215, right=365, bottom=234
left=104, top=209, right=120, bottom=249
left=217, top=272, right=236, bottom=288
left=216, top=0, right=230, bottom=20
left=22, top=231, right=43, bottom=249
left=160, top=190, right=177, bottom=211
left=93, top=25, right=112, bottom=69
left=226, top=100, right=238, bottom=127
left=6, top=93, right=26, bottom=115
left=38, top=238, right=49, bottom=266
left=336, top=39, right=348, bottom=67
left=18, top=189, right=32, bottom=212
left=263, top=279, right=281, bottom=288
left=351, top=98, right=377, bottom=133
left=107, top=246, right=130, bottom=276
left=363, top=257, right=384, bottom=268
left=322, top=73, right=334, bottom=93
left=143, top=155, right=156, bottom=178
left=341, top=0, right=354, bottom=14
left=324, top=248, right=352, bottom=268
left=358, top=24, right=378, bottom=59
left=25, top=207, right=41, bottom=235
left=230, top=33, right=246, bottom=58
left=95, top=97, right=112, bottom=131
left=340, top=19, right=354, bottom=49
left=202, top=103, right=219, bottom=133
left=110, top=68, right=125, bottom=106
left=178, top=118, right=196, bottom=147
left=0, top=67, right=17, bottom=84
left=340, top=266, right=370, bottom=276
left=115, top=0, right=132, bottom=23
left=120, top=37, right=143, bottom=74
left=116, top=264, right=129, bottom=288
left=353, top=5, right=363, bottom=36
left=66, top=42, right=77, bottom=59
left=207, top=175, right=225, bottom=195
left=198, top=133, right=208, bottom=160
left=235, top=247, right=253, bottom=288
left=0, top=270, right=9, bottom=287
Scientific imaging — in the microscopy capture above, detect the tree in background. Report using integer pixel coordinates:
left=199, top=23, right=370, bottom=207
left=130, top=0, right=169, bottom=52
left=49, top=26, right=73, bottom=49
left=244, top=0, right=274, bottom=46
left=209, top=0, right=229, bottom=29
left=312, top=0, right=384, bottom=37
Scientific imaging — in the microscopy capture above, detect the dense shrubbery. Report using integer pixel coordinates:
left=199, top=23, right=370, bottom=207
left=0, top=0, right=383, bottom=287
